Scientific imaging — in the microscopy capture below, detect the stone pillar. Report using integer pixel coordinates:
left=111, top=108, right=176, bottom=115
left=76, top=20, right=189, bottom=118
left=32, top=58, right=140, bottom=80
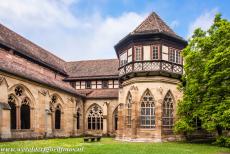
left=0, top=103, right=11, bottom=139
left=0, top=77, right=11, bottom=139
left=102, top=102, right=109, bottom=135
left=117, top=103, right=124, bottom=139
left=155, top=98, right=162, bottom=142
left=131, top=86, right=139, bottom=139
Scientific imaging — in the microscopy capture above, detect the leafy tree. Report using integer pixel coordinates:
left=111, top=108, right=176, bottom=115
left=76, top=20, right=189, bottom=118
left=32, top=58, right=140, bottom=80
left=174, top=14, right=230, bottom=145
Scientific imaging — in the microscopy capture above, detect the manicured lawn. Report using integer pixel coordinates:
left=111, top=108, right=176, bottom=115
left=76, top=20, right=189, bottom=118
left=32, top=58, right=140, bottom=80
left=0, top=138, right=229, bottom=154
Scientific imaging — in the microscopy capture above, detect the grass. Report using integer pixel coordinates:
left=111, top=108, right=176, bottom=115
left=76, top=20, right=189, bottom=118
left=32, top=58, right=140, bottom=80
left=0, top=138, right=229, bottom=154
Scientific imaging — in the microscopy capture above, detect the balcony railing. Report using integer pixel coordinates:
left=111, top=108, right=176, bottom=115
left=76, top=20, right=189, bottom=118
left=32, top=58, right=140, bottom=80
left=118, top=60, right=183, bottom=77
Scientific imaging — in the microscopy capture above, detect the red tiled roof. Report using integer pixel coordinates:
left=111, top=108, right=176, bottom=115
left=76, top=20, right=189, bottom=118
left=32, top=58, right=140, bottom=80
left=133, top=12, right=176, bottom=36
left=77, top=89, right=118, bottom=99
left=0, top=51, right=83, bottom=97
left=65, top=59, right=119, bottom=79
left=0, top=23, right=67, bottom=75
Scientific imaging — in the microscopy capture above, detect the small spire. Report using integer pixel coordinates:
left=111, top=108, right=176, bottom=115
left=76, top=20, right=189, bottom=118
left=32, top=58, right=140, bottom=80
left=132, top=11, right=176, bottom=36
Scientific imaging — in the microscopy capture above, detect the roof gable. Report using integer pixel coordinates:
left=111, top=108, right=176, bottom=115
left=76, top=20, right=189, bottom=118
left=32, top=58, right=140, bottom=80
left=132, top=12, right=176, bottom=36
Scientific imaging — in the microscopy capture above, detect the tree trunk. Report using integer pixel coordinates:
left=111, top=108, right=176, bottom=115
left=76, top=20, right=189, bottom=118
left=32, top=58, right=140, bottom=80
left=216, top=126, right=223, bottom=136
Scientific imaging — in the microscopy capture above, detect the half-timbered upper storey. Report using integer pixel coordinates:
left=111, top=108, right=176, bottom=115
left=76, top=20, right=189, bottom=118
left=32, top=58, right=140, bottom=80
left=114, top=12, right=187, bottom=81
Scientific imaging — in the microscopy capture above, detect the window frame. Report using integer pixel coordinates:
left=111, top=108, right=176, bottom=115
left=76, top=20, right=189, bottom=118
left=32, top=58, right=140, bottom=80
left=85, top=81, right=92, bottom=89
left=134, top=46, right=142, bottom=61
left=151, top=45, right=160, bottom=60
left=102, top=80, right=108, bottom=89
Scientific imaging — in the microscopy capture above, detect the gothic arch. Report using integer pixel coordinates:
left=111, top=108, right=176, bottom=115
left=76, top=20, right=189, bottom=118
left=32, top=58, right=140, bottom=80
left=126, top=91, right=132, bottom=128
left=162, top=90, right=175, bottom=129
left=50, top=93, right=65, bottom=105
left=113, top=106, right=119, bottom=131
left=86, top=104, right=103, bottom=130
left=8, top=83, right=35, bottom=104
left=139, top=89, right=155, bottom=128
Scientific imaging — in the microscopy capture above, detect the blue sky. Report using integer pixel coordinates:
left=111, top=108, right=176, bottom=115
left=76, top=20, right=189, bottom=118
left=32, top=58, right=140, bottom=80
left=0, top=0, right=229, bottom=61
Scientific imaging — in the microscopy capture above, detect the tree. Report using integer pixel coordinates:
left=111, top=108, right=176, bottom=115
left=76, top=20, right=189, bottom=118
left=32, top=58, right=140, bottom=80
left=174, top=14, right=230, bottom=146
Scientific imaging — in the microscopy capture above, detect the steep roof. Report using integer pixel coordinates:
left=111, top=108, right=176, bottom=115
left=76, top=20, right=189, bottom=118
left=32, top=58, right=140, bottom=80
left=0, top=51, right=83, bottom=97
left=0, top=24, right=67, bottom=75
left=65, top=59, right=119, bottom=80
left=132, top=12, right=177, bottom=37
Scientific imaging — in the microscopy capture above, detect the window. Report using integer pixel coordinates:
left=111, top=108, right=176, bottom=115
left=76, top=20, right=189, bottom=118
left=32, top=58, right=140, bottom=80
left=113, top=107, right=118, bottom=130
left=152, top=46, right=159, bottom=60
left=120, top=51, right=127, bottom=66
left=140, top=90, right=155, bottom=128
left=135, top=46, right=142, bottom=61
left=85, top=81, right=91, bottom=89
left=55, top=108, right=61, bottom=129
left=127, top=48, right=132, bottom=62
left=87, top=105, right=103, bottom=130
left=169, top=48, right=182, bottom=64
left=20, top=98, right=31, bottom=129
left=162, top=91, right=174, bottom=129
left=70, top=82, right=76, bottom=88
left=169, top=48, right=175, bottom=62
left=8, top=95, right=16, bottom=129
left=76, top=108, right=80, bottom=129
left=102, top=80, right=108, bottom=89
left=126, top=92, right=132, bottom=128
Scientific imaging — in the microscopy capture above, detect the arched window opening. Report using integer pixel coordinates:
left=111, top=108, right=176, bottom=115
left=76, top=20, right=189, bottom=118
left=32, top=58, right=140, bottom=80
left=113, top=107, right=118, bottom=130
left=162, top=91, right=174, bottom=129
left=126, top=93, right=132, bottom=128
left=140, top=90, right=155, bottom=128
left=8, top=95, right=16, bottom=129
left=87, top=105, right=103, bottom=130
left=55, top=105, right=61, bottom=129
left=20, top=98, right=30, bottom=129
left=76, top=108, right=80, bottom=129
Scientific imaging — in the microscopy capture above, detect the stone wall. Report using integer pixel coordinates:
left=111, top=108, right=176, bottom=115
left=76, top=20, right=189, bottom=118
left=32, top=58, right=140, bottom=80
left=117, top=76, right=183, bottom=142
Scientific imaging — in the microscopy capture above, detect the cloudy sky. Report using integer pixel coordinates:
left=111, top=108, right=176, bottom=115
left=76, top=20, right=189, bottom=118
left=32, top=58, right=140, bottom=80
left=0, top=0, right=229, bottom=61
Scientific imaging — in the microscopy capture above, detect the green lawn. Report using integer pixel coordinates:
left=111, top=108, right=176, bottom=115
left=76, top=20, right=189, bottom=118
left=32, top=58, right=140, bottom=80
left=0, top=138, right=229, bottom=154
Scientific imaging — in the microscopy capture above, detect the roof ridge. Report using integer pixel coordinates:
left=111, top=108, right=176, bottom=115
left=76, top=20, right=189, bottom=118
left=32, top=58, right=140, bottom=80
left=67, top=58, right=118, bottom=63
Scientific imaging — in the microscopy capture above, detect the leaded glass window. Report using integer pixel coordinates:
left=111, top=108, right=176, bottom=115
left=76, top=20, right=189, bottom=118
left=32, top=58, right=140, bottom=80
left=140, top=90, right=155, bottom=128
left=126, top=92, right=132, bottom=128
left=162, top=91, right=174, bottom=129
left=87, top=105, right=103, bottom=130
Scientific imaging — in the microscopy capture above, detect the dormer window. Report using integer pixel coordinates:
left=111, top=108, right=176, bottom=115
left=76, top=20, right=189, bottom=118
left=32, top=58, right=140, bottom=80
left=85, top=81, right=91, bottom=89
left=102, top=80, right=108, bottom=89
left=134, top=46, right=142, bottom=61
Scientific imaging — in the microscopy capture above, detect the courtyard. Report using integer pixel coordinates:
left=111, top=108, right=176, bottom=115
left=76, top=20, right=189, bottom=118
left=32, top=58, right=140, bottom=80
left=0, top=138, right=229, bottom=154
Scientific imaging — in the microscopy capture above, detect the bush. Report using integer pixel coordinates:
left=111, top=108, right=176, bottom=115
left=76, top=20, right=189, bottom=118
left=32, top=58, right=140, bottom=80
left=214, top=136, right=230, bottom=148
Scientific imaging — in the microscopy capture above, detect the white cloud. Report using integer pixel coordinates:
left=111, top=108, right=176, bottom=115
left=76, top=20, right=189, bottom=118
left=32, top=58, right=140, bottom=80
left=0, top=0, right=146, bottom=61
left=187, top=8, right=218, bottom=38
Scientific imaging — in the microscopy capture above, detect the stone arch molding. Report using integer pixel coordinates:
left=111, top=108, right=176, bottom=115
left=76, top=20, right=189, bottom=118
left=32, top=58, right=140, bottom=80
left=0, top=76, right=9, bottom=88
left=162, top=90, right=176, bottom=104
left=8, top=83, right=35, bottom=107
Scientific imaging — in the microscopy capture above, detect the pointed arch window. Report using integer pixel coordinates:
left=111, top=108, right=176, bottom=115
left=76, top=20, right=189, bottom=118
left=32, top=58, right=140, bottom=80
left=55, top=105, right=61, bottom=129
left=162, top=91, right=174, bottom=129
left=140, top=90, right=155, bottom=128
left=87, top=105, right=103, bottom=130
left=126, top=93, right=132, bottom=128
left=21, top=98, right=30, bottom=129
left=113, top=107, right=118, bottom=130
left=8, top=95, right=16, bottom=129
left=76, top=108, right=81, bottom=129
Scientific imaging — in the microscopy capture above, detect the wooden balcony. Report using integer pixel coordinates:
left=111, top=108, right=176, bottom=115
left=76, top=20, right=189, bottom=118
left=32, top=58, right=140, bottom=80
left=119, top=60, right=183, bottom=78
